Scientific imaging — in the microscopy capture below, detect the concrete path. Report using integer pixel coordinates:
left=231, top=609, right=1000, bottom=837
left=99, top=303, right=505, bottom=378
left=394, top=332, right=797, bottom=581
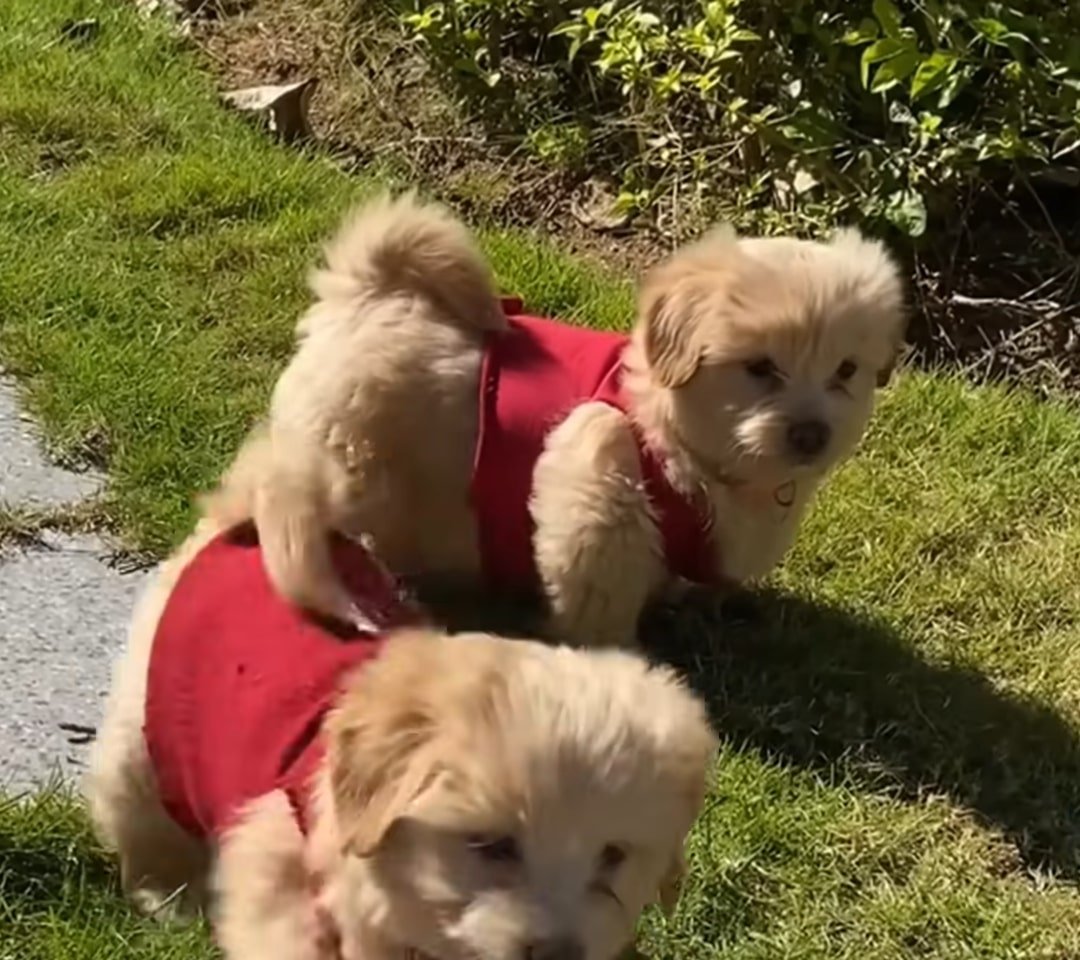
left=0, top=378, right=151, bottom=792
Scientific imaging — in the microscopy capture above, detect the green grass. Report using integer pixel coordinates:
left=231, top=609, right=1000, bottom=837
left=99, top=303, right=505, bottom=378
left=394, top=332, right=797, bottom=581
left=2, top=0, right=1080, bottom=958
left=0, top=0, right=631, bottom=555
left=0, top=787, right=214, bottom=959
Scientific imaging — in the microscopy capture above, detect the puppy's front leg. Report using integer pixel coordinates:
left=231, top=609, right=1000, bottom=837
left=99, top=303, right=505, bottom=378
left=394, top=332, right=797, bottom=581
left=531, top=403, right=665, bottom=648
left=215, top=791, right=338, bottom=960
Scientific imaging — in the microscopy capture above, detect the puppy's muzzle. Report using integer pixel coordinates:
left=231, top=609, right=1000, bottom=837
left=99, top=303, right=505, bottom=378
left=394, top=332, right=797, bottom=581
left=786, top=419, right=830, bottom=461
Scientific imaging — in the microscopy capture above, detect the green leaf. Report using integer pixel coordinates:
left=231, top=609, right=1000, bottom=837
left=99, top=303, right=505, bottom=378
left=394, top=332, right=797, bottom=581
left=919, top=111, right=943, bottom=135
left=971, top=17, right=1008, bottom=45
left=860, top=37, right=904, bottom=88
left=584, top=4, right=615, bottom=28
left=1003, top=60, right=1023, bottom=83
left=841, top=17, right=879, bottom=46
left=885, top=188, right=927, bottom=236
left=910, top=50, right=958, bottom=101
left=937, top=65, right=970, bottom=108
left=976, top=128, right=1044, bottom=161
left=656, top=69, right=683, bottom=96
left=873, top=0, right=904, bottom=39
left=1051, top=128, right=1080, bottom=160
left=870, top=47, right=919, bottom=93
left=452, top=56, right=481, bottom=76
left=703, top=0, right=728, bottom=26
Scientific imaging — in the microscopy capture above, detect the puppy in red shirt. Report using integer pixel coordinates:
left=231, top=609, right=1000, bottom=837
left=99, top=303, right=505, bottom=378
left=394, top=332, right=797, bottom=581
left=207, top=193, right=905, bottom=646
left=85, top=521, right=716, bottom=960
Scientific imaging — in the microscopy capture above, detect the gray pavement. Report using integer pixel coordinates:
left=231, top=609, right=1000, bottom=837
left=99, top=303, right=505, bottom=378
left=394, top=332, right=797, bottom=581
left=0, top=379, right=101, bottom=506
left=0, top=377, right=151, bottom=793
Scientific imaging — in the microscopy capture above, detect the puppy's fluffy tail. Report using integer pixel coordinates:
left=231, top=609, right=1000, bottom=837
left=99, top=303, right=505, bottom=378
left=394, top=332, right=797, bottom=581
left=306, top=191, right=506, bottom=334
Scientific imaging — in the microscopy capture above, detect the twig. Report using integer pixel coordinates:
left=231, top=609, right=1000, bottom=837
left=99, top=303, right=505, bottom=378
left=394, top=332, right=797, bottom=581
left=958, top=314, right=1065, bottom=380
left=59, top=723, right=96, bottom=745
left=1016, top=168, right=1067, bottom=254
left=948, top=292, right=1068, bottom=321
left=375, top=133, right=488, bottom=152
left=149, top=883, right=190, bottom=917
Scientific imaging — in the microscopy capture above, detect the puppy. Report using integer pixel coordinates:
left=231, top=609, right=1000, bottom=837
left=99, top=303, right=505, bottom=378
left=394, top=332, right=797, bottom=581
left=206, top=194, right=906, bottom=646
left=85, top=519, right=717, bottom=960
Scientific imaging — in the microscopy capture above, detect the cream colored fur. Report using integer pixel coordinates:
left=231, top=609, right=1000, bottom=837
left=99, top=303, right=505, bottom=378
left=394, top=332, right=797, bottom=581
left=204, top=193, right=906, bottom=645
left=85, top=526, right=717, bottom=960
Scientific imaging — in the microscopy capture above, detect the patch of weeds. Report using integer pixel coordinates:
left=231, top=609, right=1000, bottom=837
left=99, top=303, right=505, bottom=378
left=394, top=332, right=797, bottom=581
left=0, top=500, right=112, bottom=551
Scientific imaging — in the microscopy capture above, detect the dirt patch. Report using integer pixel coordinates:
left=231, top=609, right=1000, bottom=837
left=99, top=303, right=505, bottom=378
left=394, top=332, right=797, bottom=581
left=191, top=0, right=668, bottom=270
left=911, top=184, right=1080, bottom=395
left=188, top=0, right=1080, bottom=392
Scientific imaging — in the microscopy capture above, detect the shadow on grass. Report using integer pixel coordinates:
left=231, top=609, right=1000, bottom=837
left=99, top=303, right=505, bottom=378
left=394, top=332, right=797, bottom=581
left=642, top=589, right=1080, bottom=881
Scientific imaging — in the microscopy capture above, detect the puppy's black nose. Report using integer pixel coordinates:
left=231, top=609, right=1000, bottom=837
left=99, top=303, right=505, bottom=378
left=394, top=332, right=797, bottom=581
left=787, top=420, right=830, bottom=459
left=525, top=938, right=585, bottom=960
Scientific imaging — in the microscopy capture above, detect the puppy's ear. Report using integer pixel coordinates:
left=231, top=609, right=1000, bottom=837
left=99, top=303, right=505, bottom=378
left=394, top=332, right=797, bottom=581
left=325, top=630, right=449, bottom=857
left=327, top=722, right=434, bottom=858
left=827, top=228, right=908, bottom=389
left=638, top=226, right=745, bottom=389
left=326, top=630, right=507, bottom=857
left=638, top=280, right=702, bottom=389
left=658, top=853, right=686, bottom=915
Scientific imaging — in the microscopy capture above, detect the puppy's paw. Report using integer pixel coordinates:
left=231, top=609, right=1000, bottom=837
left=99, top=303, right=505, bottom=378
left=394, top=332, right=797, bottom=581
left=551, top=403, right=639, bottom=473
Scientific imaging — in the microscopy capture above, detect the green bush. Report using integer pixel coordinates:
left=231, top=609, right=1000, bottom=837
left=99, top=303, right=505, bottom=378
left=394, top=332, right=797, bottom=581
left=393, top=0, right=1080, bottom=238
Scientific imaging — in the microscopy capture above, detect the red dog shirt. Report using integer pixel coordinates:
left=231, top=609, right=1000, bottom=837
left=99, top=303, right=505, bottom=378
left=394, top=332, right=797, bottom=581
left=471, top=298, right=716, bottom=592
left=143, top=529, right=424, bottom=838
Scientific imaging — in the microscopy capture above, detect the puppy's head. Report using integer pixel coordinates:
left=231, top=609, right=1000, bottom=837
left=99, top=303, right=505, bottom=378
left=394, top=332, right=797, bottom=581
left=635, top=227, right=905, bottom=489
left=326, top=629, right=716, bottom=960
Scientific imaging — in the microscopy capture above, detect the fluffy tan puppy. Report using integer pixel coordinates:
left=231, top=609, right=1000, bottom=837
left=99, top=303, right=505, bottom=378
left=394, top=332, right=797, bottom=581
left=85, top=521, right=717, bottom=960
left=208, top=194, right=905, bottom=646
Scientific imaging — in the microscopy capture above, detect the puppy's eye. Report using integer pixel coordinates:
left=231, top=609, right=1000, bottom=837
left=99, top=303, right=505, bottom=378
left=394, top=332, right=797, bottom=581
left=591, top=846, right=627, bottom=905
left=745, top=357, right=777, bottom=380
left=835, top=359, right=857, bottom=381
left=467, top=835, right=521, bottom=864
left=598, top=844, right=626, bottom=872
